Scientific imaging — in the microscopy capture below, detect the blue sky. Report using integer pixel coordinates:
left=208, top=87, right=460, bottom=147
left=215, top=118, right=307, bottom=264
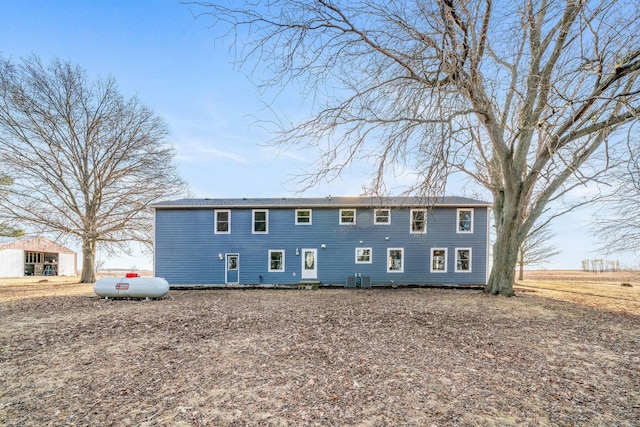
left=0, top=1, right=635, bottom=271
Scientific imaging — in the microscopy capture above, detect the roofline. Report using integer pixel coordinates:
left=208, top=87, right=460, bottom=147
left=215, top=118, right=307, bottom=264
left=0, top=235, right=77, bottom=254
left=151, top=196, right=492, bottom=210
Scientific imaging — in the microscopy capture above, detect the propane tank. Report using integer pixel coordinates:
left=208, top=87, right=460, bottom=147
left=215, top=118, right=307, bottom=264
left=94, top=273, right=169, bottom=299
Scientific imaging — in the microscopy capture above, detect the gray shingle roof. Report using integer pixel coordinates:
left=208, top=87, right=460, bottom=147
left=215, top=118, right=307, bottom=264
left=151, top=196, right=491, bottom=209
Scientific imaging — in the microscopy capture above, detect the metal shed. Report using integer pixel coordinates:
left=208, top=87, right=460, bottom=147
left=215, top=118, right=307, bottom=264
left=0, top=236, right=77, bottom=277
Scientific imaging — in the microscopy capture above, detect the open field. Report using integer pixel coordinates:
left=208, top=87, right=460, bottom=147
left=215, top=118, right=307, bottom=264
left=1, top=273, right=639, bottom=426
left=516, top=270, right=640, bottom=315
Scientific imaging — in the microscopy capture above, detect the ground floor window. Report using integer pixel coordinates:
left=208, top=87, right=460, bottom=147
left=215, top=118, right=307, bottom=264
left=387, top=248, right=404, bottom=272
left=268, top=250, right=285, bottom=272
left=355, top=247, right=372, bottom=264
left=431, top=248, right=447, bottom=272
left=455, top=248, right=472, bottom=272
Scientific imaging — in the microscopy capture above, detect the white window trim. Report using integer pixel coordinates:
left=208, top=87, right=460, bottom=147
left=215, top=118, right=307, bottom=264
left=387, top=247, right=404, bottom=273
left=355, top=247, right=372, bottom=264
left=339, top=208, right=357, bottom=225
left=252, top=209, right=269, bottom=234
left=455, top=247, right=472, bottom=273
left=268, top=249, right=285, bottom=272
left=457, top=208, right=474, bottom=234
left=430, top=248, right=448, bottom=273
left=214, top=209, right=231, bottom=234
left=295, top=209, right=312, bottom=225
left=374, top=208, right=391, bottom=225
left=410, top=209, right=427, bottom=234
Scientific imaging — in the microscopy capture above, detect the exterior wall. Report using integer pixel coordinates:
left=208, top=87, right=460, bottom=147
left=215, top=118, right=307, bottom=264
left=155, top=205, right=489, bottom=286
left=58, top=253, right=76, bottom=276
left=0, top=249, right=25, bottom=277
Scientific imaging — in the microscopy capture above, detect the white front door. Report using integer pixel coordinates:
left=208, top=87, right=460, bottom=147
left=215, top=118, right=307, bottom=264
left=301, top=248, right=317, bottom=279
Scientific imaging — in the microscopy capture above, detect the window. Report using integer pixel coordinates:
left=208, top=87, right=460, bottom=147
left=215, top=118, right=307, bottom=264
left=355, top=247, right=372, bottom=264
left=374, top=208, right=390, bottom=225
left=457, top=208, right=474, bottom=233
left=340, top=209, right=356, bottom=225
left=268, top=250, right=285, bottom=272
left=387, top=248, right=404, bottom=272
left=431, top=248, right=448, bottom=273
left=295, top=209, right=312, bottom=225
left=214, top=210, right=230, bottom=234
left=227, top=255, right=238, bottom=270
left=252, top=209, right=269, bottom=234
left=410, top=209, right=427, bottom=233
left=25, top=252, right=43, bottom=263
left=455, top=248, right=472, bottom=272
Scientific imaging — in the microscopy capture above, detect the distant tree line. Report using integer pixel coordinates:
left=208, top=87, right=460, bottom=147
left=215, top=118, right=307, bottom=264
left=581, top=259, right=621, bottom=273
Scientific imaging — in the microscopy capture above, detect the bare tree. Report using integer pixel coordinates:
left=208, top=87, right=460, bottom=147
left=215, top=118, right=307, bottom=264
left=0, top=175, right=23, bottom=238
left=189, top=0, right=640, bottom=295
left=517, top=222, right=560, bottom=281
left=593, top=136, right=640, bottom=259
left=581, top=259, right=589, bottom=272
left=0, top=56, right=189, bottom=283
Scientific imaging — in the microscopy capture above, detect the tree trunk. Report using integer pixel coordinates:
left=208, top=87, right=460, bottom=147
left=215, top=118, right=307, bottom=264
left=485, top=202, right=522, bottom=296
left=518, top=259, right=524, bottom=281
left=80, top=237, right=96, bottom=283
left=517, top=244, right=525, bottom=281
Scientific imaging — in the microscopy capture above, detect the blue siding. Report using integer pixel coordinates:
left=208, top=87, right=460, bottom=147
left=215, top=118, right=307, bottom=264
left=154, top=206, right=488, bottom=286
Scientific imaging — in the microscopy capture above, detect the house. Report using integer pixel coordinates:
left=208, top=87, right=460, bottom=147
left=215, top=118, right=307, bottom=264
left=0, top=236, right=77, bottom=277
left=151, top=196, right=491, bottom=287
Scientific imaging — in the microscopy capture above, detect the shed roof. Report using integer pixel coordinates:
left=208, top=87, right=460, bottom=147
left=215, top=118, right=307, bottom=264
left=0, top=236, right=76, bottom=254
left=151, top=196, right=491, bottom=209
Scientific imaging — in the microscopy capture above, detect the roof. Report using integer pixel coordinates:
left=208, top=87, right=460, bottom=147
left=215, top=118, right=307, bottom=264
left=0, top=236, right=76, bottom=254
left=151, top=196, right=492, bottom=209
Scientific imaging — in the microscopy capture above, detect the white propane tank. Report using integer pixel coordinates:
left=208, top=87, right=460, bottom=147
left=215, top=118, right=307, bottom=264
left=94, top=273, right=169, bottom=299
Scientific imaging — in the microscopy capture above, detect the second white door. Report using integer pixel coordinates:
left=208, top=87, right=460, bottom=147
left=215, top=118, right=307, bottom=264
left=301, top=248, right=317, bottom=279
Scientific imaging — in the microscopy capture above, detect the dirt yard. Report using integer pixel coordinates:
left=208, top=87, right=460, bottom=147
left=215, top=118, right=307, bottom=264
left=1, top=273, right=639, bottom=426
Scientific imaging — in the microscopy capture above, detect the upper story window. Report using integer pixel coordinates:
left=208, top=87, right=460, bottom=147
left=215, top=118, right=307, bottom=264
left=410, top=209, right=427, bottom=234
left=340, top=209, right=356, bottom=225
left=374, top=208, right=390, bottom=225
left=295, top=209, right=312, bottom=225
left=214, top=210, right=230, bottom=234
left=252, top=209, right=269, bottom=234
left=457, top=208, right=474, bottom=233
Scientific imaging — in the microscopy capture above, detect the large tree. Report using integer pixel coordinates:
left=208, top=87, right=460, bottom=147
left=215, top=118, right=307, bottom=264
left=0, top=56, right=189, bottom=282
left=190, top=0, right=640, bottom=295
